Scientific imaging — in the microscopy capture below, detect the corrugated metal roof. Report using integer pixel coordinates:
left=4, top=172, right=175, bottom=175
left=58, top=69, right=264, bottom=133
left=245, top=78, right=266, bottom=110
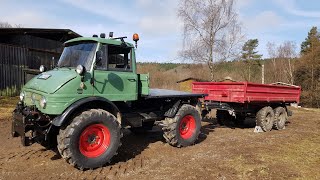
left=0, top=28, right=81, bottom=42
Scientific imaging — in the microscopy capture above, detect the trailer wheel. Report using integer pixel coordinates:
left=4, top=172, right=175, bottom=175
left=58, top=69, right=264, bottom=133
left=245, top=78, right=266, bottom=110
left=273, top=107, right=287, bottom=130
left=256, top=106, right=274, bottom=132
left=57, top=109, right=121, bottom=170
left=162, top=104, right=201, bottom=147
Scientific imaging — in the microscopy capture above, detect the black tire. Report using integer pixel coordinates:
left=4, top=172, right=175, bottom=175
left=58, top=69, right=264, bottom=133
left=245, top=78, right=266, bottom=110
left=273, top=107, right=287, bottom=130
left=256, top=106, right=274, bottom=132
left=216, top=110, right=237, bottom=126
left=162, top=104, right=201, bottom=147
left=129, top=121, right=155, bottom=134
left=234, top=113, right=246, bottom=126
left=216, top=110, right=228, bottom=125
left=57, top=109, right=121, bottom=170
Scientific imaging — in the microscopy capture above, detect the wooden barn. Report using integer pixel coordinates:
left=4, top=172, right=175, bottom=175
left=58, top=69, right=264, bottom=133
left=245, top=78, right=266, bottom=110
left=0, top=28, right=81, bottom=96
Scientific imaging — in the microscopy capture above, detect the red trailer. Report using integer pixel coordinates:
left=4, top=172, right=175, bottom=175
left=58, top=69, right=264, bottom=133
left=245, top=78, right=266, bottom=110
left=192, top=82, right=301, bottom=132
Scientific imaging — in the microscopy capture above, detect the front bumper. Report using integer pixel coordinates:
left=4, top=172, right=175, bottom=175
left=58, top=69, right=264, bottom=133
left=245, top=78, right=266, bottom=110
left=12, top=102, right=52, bottom=146
left=12, top=107, right=32, bottom=146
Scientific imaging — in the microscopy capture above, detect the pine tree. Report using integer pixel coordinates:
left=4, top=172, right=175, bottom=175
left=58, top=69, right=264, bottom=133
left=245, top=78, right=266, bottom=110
left=295, top=26, right=320, bottom=107
left=300, top=26, right=320, bottom=54
left=241, top=39, right=262, bottom=81
left=241, top=39, right=262, bottom=61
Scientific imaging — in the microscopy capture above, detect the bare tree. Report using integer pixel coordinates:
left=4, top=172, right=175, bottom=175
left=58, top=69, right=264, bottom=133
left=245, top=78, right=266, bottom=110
left=178, top=0, right=243, bottom=81
left=0, top=21, right=23, bottom=28
left=266, top=42, right=278, bottom=82
left=0, top=21, right=13, bottom=28
left=277, top=41, right=297, bottom=84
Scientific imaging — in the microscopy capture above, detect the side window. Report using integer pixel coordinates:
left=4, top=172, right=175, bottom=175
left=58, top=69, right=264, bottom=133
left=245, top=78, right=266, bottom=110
left=95, top=44, right=132, bottom=71
left=108, top=45, right=131, bottom=71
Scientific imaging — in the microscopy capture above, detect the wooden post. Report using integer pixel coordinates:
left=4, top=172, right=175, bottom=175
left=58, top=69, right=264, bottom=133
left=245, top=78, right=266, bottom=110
left=262, top=64, right=265, bottom=84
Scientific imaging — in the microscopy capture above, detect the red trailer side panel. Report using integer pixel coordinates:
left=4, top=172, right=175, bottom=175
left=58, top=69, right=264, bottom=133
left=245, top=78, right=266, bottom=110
left=192, top=82, right=300, bottom=103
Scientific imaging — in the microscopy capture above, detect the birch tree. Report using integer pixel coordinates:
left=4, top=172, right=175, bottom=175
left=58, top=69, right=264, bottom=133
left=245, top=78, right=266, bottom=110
left=178, top=0, right=243, bottom=81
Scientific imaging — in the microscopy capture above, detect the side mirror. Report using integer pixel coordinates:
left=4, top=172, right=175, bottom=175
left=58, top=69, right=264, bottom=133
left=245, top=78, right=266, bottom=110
left=96, top=50, right=103, bottom=66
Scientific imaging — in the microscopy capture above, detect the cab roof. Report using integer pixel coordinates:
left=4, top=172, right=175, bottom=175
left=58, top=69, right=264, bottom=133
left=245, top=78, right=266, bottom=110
left=65, top=37, right=134, bottom=47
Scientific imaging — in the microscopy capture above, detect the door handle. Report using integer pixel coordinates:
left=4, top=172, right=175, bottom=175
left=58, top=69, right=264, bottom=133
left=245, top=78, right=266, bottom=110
left=128, top=78, right=136, bottom=82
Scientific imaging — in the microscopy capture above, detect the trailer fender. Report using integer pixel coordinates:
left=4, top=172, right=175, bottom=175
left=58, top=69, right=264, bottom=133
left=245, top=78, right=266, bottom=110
left=52, top=97, right=120, bottom=127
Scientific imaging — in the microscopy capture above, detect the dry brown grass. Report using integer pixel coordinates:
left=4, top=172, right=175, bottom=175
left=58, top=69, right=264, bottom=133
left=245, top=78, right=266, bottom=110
left=0, top=96, right=18, bottom=121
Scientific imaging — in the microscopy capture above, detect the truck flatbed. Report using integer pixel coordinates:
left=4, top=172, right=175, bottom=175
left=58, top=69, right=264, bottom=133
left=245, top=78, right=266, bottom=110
left=143, top=88, right=206, bottom=99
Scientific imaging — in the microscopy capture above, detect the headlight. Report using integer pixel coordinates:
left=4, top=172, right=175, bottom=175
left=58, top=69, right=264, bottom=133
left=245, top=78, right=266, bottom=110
left=39, top=65, right=46, bottom=72
left=76, top=65, right=85, bottom=75
left=40, top=96, right=47, bottom=109
left=19, top=91, right=25, bottom=101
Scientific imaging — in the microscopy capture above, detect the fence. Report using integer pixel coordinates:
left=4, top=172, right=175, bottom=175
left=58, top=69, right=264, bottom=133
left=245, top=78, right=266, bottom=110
left=0, top=44, right=27, bottom=96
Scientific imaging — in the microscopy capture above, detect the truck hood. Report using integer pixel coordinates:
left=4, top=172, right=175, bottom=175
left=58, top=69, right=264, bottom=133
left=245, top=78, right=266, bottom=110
left=24, top=69, right=77, bottom=94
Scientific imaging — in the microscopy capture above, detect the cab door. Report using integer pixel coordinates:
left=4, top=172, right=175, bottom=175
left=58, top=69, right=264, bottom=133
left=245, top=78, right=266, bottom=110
left=93, top=44, right=138, bottom=101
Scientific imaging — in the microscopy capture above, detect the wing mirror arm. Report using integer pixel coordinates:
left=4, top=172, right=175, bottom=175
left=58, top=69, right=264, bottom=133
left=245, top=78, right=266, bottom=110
left=91, top=50, right=103, bottom=86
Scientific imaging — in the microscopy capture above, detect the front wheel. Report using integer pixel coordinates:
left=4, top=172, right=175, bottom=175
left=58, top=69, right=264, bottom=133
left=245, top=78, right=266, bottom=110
left=162, top=104, right=201, bottom=147
left=57, top=109, right=121, bottom=170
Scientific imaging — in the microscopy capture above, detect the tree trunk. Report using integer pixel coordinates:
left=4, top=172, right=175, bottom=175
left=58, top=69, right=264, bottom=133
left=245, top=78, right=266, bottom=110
left=208, top=62, right=215, bottom=81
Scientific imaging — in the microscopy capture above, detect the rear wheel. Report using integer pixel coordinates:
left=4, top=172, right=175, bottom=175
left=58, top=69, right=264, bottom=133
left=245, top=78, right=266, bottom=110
left=256, top=106, right=274, bottom=132
left=57, top=109, right=121, bottom=170
left=273, top=107, right=287, bottom=130
left=162, top=104, right=201, bottom=147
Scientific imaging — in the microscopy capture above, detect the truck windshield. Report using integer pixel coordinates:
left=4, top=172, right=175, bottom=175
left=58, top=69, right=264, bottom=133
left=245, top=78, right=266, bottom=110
left=57, top=42, right=97, bottom=70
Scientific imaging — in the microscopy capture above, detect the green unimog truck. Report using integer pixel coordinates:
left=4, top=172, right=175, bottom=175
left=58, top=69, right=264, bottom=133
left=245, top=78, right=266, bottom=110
left=12, top=33, right=205, bottom=169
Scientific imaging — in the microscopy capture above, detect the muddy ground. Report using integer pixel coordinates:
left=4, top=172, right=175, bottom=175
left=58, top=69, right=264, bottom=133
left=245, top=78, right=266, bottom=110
left=0, top=97, right=319, bottom=180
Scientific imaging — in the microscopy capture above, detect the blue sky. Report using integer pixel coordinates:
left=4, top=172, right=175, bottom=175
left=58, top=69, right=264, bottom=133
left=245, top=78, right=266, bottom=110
left=0, top=0, right=319, bottom=62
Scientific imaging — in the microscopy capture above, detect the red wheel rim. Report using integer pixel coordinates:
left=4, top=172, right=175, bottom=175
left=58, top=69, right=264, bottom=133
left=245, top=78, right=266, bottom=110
left=79, top=124, right=110, bottom=158
left=179, top=115, right=196, bottom=139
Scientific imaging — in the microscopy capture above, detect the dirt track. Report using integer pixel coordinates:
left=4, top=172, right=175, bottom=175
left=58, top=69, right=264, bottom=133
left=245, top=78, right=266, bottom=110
left=0, top=97, right=319, bottom=179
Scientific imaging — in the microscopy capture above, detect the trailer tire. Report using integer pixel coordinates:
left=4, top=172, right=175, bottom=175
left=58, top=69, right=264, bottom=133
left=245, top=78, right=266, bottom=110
left=273, top=107, right=287, bottom=130
left=162, top=104, right=201, bottom=147
left=256, top=106, right=274, bottom=132
left=57, top=109, right=121, bottom=170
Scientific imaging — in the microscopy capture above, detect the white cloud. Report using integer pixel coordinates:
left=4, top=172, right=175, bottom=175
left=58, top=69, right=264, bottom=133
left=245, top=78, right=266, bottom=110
left=138, top=16, right=181, bottom=35
left=243, top=11, right=283, bottom=33
left=236, top=0, right=254, bottom=9
left=274, top=0, right=320, bottom=18
left=60, top=0, right=139, bottom=24
left=1, top=11, right=56, bottom=28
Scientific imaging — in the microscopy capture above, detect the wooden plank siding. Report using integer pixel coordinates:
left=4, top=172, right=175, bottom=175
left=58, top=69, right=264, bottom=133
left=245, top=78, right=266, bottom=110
left=0, top=43, right=60, bottom=96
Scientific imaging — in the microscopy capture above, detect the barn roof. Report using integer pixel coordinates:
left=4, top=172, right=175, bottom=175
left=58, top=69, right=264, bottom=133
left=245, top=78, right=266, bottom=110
left=0, top=28, right=81, bottom=42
